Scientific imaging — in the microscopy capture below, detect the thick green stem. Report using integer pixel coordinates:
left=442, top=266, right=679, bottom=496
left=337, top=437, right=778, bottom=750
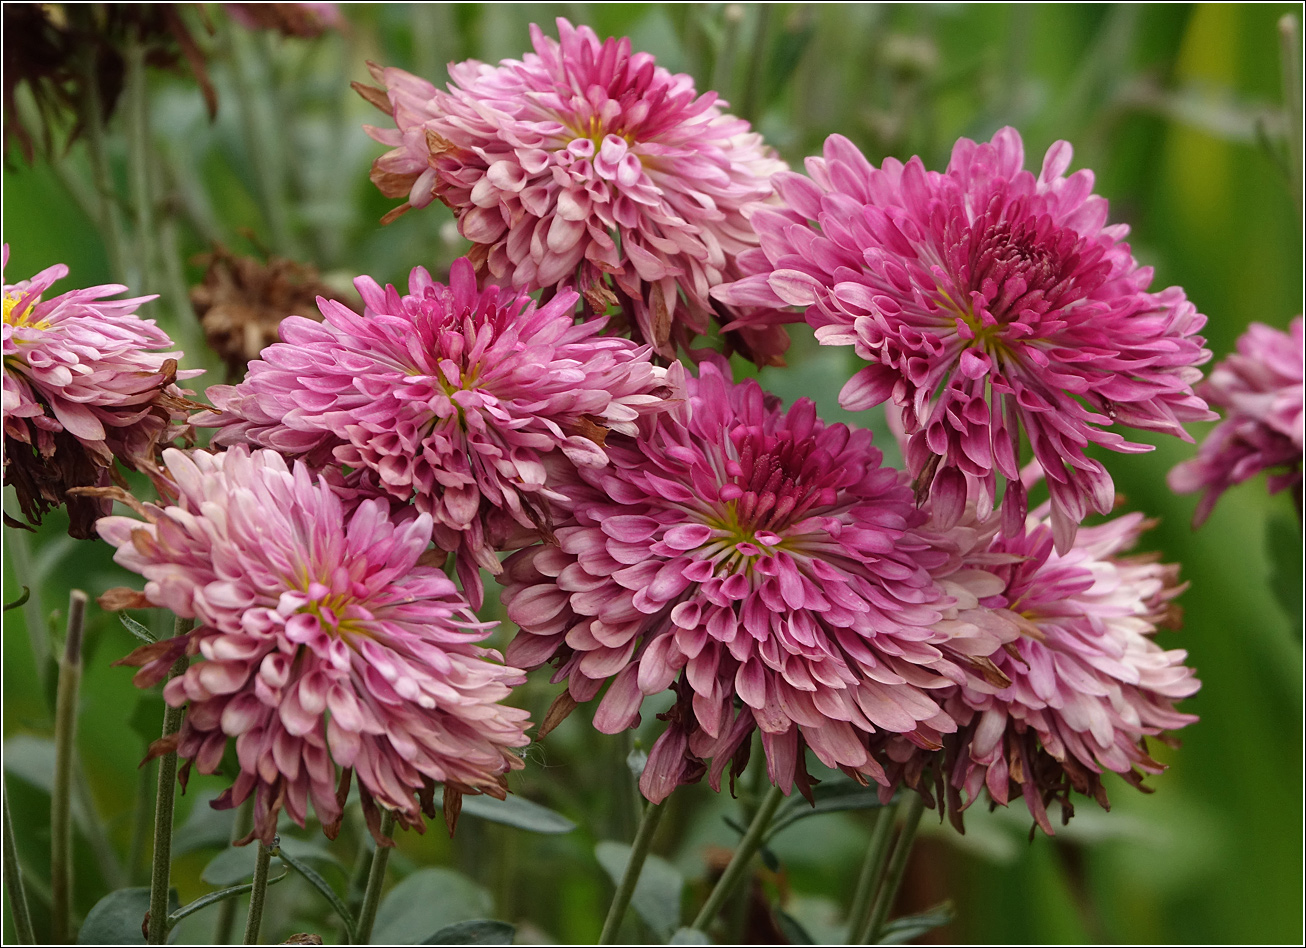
left=50, top=590, right=86, bottom=944
left=213, top=799, right=255, bottom=944
left=598, top=798, right=669, bottom=944
left=354, top=811, right=396, bottom=944
left=241, top=842, right=273, bottom=945
left=858, top=792, right=926, bottom=944
left=147, top=616, right=194, bottom=945
left=3, top=780, right=35, bottom=944
left=844, top=805, right=896, bottom=943
left=691, top=785, right=785, bottom=932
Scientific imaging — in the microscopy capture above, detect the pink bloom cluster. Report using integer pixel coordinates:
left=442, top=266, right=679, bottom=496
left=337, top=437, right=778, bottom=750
left=360, top=18, right=790, bottom=364
left=716, top=129, right=1214, bottom=550
left=897, top=504, right=1199, bottom=832
left=501, top=362, right=1015, bottom=802
left=199, top=257, right=681, bottom=605
left=3, top=246, right=200, bottom=535
left=104, top=447, right=530, bottom=844
left=1169, top=318, right=1304, bottom=524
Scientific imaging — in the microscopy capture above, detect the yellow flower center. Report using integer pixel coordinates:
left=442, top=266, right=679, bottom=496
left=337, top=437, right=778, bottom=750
left=3, top=292, right=50, bottom=331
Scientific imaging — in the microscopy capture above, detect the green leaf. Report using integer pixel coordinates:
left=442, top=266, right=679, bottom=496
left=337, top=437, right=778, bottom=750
left=595, top=840, right=684, bottom=940
left=876, top=901, right=955, bottom=944
left=3, top=735, right=55, bottom=793
left=76, top=886, right=178, bottom=944
left=119, top=613, right=156, bottom=644
left=1266, top=514, right=1303, bottom=639
left=276, top=845, right=356, bottom=941
left=127, top=693, right=167, bottom=746
left=201, top=836, right=336, bottom=885
left=170, top=792, right=236, bottom=857
left=423, top=919, right=516, bottom=944
left=167, top=870, right=288, bottom=927
left=767, top=781, right=895, bottom=839
left=669, top=928, right=710, bottom=944
left=774, top=909, right=816, bottom=945
left=435, top=788, right=576, bottom=834
left=371, top=867, right=493, bottom=945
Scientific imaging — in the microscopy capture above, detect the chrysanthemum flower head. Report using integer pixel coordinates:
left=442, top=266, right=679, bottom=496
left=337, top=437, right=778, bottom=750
left=198, top=257, right=682, bottom=606
left=102, top=446, right=530, bottom=844
left=891, top=501, right=1199, bottom=834
left=1168, top=317, right=1304, bottom=525
left=357, top=18, right=791, bottom=364
left=715, top=129, right=1215, bottom=550
left=501, top=360, right=1010, bottom=803
left=3, top=246, right=201, bottom=536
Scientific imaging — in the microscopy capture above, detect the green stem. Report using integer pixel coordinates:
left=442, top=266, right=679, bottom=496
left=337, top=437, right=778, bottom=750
left=4, top=524, right=49, bottom=695
left=3, top=780, right=35, bottom=944
left=241, top=842, right=273, bottom=945
left=598, top=798, right=669, bottom=944
left=147, top=616, right=194, bottom=945
left=844, top=805, right=896, bottom=943
left=124, top=30, right=158, bottom=307
left=1280, top=14, right=1302, bottom=221
left=213, top=799, right=255, bottom=944
left=858, top=792, right=926, bottom=945
left=691, top=785, right=785, bottom=932
left=127, top=763, right=155, bottom=885
left=50, top=590, right=86, bottom=944
left=354, top=811, right=396, bottom=944
left=80, top=44, right=130, bottom=285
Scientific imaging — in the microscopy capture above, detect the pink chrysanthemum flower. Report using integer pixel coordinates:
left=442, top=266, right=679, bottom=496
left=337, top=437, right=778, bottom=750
left=1168, top=318, right=1304, bottom=525
left=715, top=129, right=1214, bottom=550
left=358, top=18, right=790, bottom=365
left=2, top=245, right=200, bottom=536
left=883, top=503, right=1199, bottom=834
left=197, top=257, right=681, bottom=606
left=500, top=361, right=1012, bottom=803
left=102, top=446, right=530, bottom=844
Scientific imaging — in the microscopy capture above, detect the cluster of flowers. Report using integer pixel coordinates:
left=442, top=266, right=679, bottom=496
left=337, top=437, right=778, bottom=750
left=6, top=18, right=1297, bottom=846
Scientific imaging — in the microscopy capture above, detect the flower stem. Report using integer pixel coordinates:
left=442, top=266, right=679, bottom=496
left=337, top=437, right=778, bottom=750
left=844, top=804, right=896, bottom=943
left=598, top=797, right=668, bottom=944
left=354, top=810, right=396, bottom=944
left=146, top=616, right=194, bottom=946
left=50, top=590, right=86, bottom=944
left=3, top=779, right=35, bottom=944
left=857, top=791, right=926, bottom=945
left=213, top=799, right=255, bottom=944
left=79, top=43, right=130, bottom=285
left=124, top=29, right=159, bottom=308
left=1280, top=15, right=1302, bottom=221
left=241, top=841, right=273, bottom=945
left=690, top=785, right=785, bottom=933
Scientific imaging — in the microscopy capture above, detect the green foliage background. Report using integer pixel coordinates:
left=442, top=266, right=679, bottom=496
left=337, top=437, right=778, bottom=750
left=3, top=3, right=1302, bottom=944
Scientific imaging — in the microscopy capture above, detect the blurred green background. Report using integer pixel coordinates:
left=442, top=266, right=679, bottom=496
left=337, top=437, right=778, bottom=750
left=3, top=3, right=1302, bottom=944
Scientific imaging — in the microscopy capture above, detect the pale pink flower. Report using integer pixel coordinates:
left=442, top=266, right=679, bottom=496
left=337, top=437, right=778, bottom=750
left=358, top=18, right=790, bottom=364
left=500, top=361, right=1010, bottom=802
left=197, top=257, right=681, bottom=606
left=888, top=504, right=1200, bottom=834
left=2, top=245, right=200, bottom=536
left=1169, top=318, right=1304, bottom=525
left=102, top=447, right=530, bottom=844
left=715, top=129, right=1214, bottom=550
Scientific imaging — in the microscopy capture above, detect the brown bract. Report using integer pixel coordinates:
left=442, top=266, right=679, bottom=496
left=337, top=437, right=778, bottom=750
left=190, top=245, right=357, bottom=379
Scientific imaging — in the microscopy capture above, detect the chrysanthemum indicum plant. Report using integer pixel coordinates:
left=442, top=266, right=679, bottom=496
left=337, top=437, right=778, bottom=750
left=2, top=10, right=1235, bottom=948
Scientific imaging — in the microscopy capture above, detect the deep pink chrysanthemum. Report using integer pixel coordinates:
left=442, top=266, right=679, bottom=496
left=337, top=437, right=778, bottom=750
left=500, top=361, right=1012, bottom=802
left=359, top=18, right=790, bottom=365
left=197, top=257, right=681, bottom=606
left=885, top=503, right=1199, bottom=834
left=3, top=245, right=201, bottom=536
left=1168, top=318, right=1304, bottom=525
left=715, top=129, right=1215, bottom=550
left=102, top=446, right=530, bottom=844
